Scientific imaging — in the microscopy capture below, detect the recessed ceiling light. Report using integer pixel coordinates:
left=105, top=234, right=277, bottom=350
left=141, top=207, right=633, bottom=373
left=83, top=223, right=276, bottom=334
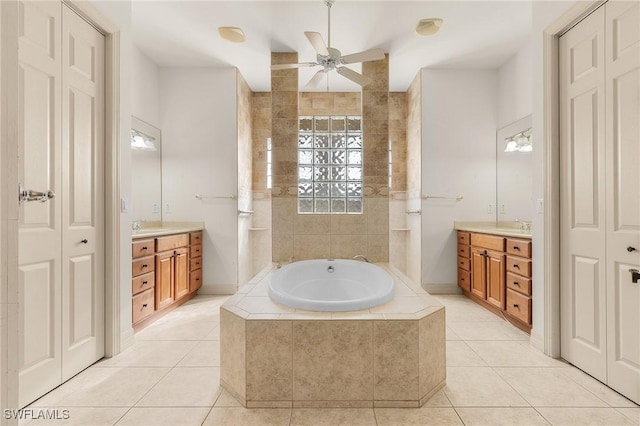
left=218, top=27, right=245, bottom=43
left=415, top=18, right=443, bottom=36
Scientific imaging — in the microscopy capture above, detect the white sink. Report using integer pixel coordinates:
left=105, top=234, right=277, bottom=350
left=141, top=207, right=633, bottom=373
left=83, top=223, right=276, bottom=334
left=133, top=228, right=168, bottom=235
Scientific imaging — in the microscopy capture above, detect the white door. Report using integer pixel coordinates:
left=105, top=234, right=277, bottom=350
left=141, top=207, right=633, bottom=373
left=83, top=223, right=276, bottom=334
left=560, top=5, right=608, bottom=383
left=604, top=0, right=640, bottom=403
left=18, top=0, right=63, bottom=406
left=61, top=5, right=105, bottom=382
left=18, top=1, right=105, bottom=406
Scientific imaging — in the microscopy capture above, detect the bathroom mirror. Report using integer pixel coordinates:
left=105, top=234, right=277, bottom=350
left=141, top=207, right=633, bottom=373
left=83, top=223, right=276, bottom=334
left=131, top=116, right=162, bottom=223
left=496, top=115, right=532, bottom=223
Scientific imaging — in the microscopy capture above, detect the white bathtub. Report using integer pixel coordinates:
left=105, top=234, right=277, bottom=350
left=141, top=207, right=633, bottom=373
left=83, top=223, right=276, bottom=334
left=268, top=259, right=394, bottom=311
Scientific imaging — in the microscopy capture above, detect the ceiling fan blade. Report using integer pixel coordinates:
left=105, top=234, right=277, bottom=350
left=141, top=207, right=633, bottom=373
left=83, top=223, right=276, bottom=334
left=304, top=31, right=329, bottom=57
left=340, top=48, right=385, bottom=64
left=305, top=70, right=326, bottom=89
left=336, top=67, right=372, bottom=87
left=271, top=62, right=318, bottom=70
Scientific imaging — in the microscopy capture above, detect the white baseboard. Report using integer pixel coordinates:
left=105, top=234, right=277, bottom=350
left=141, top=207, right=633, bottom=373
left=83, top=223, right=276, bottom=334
left=120, top=328, right=135, bottom=352
left=199, top=284, right=237, bottom=295
left=529, top=328, right=545, bottom=353
left=421, top=283, right=462, bottom=294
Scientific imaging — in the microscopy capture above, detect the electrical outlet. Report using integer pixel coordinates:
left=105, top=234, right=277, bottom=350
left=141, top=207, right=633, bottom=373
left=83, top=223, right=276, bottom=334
left=165, top=203, right=172, bottom=214
left=537, top=198, right=544, bottom=214
left=500, top=204, right=506, bottom=214
left=152, top=203, right=159, bottom=213
left=487, top=204, right=493, bottom=214
left=120, top=198, right=129, bottom=213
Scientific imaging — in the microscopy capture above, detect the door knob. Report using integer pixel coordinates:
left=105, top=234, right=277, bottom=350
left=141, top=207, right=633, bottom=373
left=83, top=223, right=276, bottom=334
left=627, top=246, right=637, bottom=252
left=630, top=269, right=640, bottom=284
left=19, top=184, right=55, bottom=204
left=80, top=239, right=88, bottom=244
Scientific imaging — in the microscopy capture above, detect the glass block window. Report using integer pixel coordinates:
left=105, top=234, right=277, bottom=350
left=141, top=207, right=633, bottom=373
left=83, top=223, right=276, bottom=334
left=266, top=137, right=272, bottom=189
left=298, top=116, right=363, bottom=214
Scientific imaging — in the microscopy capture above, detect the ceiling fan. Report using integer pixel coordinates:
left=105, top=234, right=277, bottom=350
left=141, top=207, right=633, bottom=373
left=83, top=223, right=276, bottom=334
left=271, top=0, right=385, bottom=89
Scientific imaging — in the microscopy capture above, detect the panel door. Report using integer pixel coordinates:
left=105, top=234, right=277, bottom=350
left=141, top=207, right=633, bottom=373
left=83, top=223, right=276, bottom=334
left=155, top=252, right=175, bottom=310
left=174, top=248, right=189, bottom=300
left=560, top=5, right=608, bottom=382
left=60, top=5, right=105, bottom=381
left=471, top=249, right=486, bottom=299
left=17, top=1, right=63, bottom=407
left=486, top=251, right=505, bottom=310
left=604, top=0, right=640, bottom=404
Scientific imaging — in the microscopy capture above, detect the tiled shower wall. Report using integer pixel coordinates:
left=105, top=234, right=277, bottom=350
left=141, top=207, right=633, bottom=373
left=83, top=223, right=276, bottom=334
left=270, top=52, right=390, bottom=263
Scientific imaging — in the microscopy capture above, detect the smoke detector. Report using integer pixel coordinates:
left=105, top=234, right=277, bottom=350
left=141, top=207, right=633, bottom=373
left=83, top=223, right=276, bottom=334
left=416, top=18, right=443, bottom=36
left=218, top=27, right=246, bottom=43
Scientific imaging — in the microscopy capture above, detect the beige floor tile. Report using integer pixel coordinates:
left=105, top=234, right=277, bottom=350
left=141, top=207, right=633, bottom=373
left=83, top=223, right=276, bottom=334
left=466, top=341, right=569, bottom=367
left=557, top=368, right=640, bottom=408
left=177, top=340, right=220, bottom=367
left=203, top=324, right=220, bottom=341
left=617, top=408, right=640, bottom=425
left=135, top=317, right=218, bottom=341
left=447, top=321, right=528, bottom=341
left=202, top=407, right=291, bottom=426
left=56, top=367, right=170, bottom=407
left=136, top=367, right=221, bottom=407
left=446, top=326, right=461, bottom=341
left=214, top=390, right=242, bottom=407
left=97, top=341, right=197, bottom=367
left=422, top=389, right=452, bottom=407
left=446, top=341, right=487, bottom=367
left=374, top=407, right=463, bottom=425
left=290, top=408, right=376, bottom=425
left=444, top=367, right=528, bottom=407
left=494, top=368, right=608, bottom=407
left=455, top=407, right=550, bottom=425
left=115, top=407, right=210, bottom=426
left=537, top=407, right=636, bottom=425
left=21, top=407, right=127, bottom=426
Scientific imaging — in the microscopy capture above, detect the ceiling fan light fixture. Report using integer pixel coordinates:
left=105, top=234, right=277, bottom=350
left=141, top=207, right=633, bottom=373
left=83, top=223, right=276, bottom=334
left=415, top=18, right=443, bottom=36
left=218, top=26, right=245, bottom=43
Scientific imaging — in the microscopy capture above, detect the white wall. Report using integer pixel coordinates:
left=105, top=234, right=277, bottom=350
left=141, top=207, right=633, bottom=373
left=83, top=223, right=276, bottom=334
left=497, top=40, right=533, bottom=128
left=131, top=47, right=161, bottom=128
left=531, top=0, right=578, bottom=350
left=421, top=69, right=498, bottom=289
left=160, top=68, right=239, bottom=293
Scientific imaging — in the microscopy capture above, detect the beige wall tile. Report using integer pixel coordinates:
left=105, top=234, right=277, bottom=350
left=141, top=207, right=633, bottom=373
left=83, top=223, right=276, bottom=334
left=294, top=234, right=331, bottom=260
left=367, top=235, right=389, bottom=262
left=220, top=309, right=246, bottom=400
left=366, top=198, right=389, bottom=235
left=330, top=234, right=368, bottom=259
left=419, top=309, right=446, bottom=399
left=272, top=198, right=296, bottom=235
left=246, top=321, right=293, bottom=401
left=294, top=214, right=331, bottom=235
left=272, top=233, right=294, bottom=263
left=374, top=321, right=419, bottom=401
left=331, top=213, right=367, bottom=235
left=293, top=321, right=373, bottom=401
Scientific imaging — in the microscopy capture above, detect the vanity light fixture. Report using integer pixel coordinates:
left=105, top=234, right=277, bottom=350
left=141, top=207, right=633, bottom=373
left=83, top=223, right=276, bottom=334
left=504, top=128, right=532, bottom=152
left=131, top=129, right=157, bottom=151
left=218, top=26, right=245, bottom=43
left=416, top=18, right=443, bottom=36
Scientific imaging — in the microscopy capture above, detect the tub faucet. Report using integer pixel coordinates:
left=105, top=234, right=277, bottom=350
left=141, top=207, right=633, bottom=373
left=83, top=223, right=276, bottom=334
left=289, top=256, right=296, bottom=263
left=353, top=255, right=371, bottom=263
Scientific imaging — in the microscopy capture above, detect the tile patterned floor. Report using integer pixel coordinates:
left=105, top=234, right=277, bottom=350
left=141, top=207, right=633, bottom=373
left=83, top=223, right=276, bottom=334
left=24, top=295, right=639, bottom=426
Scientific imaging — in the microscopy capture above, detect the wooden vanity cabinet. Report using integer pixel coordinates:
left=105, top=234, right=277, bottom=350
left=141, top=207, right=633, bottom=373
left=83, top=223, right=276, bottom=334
left=457, top=230, right=532, bottom=333
left=132, top=231, right=203, bottom=332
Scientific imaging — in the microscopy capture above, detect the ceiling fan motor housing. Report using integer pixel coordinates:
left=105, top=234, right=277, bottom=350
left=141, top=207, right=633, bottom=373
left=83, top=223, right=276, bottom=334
left=317, top=47, right=342, bottom=70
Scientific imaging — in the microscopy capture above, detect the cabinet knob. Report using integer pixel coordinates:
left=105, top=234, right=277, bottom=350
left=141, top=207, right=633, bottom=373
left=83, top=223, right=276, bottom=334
left=513, top=264, right=519, bottom=269
left=142, top=264, right=148, bottom=268
left=142, top=303, right=148, bottom=308
left=513, top=281, right=519, bottom=286
left=142, top=246, right=148, bottom=250
left=513, top=246, right=520, bottom=250
left=627, top=246, right=637, bottom=252
left=513, top=303, right=519, bottom=309
left=142, top=281, right=148, bottom=285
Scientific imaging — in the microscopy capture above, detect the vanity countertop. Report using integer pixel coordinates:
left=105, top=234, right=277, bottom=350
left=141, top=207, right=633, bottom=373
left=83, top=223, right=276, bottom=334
left=132, top=221, right=204, bottom=239
left=454, top=221, right=532, bottom=239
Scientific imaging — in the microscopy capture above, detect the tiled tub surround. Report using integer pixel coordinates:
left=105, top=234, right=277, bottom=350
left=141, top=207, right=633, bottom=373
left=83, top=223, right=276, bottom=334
left=220, top=264, right=446, bottom=408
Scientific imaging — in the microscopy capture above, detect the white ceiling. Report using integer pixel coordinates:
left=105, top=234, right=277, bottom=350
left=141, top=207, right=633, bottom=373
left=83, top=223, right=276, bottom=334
left=132, top=1, right=532, bottom=92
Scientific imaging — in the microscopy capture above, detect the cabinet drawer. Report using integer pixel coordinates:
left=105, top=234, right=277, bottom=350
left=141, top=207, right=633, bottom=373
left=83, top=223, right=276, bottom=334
left=190, top=244, right=202, bottom=259
left=506, top=256, right=532, bottom=277
left=457, top=232, right=470, bottom=245
left=457, top=244, right=470, bottom=258
left=506, top=238, right=532, bottom=258
left=156, top=233, right=189, bottom=252
left=132, top=239, right=154, bottom=259
left=132, top=272, right=154, bottom=295
left=132, top=288, right=155, bottom=324
left=190, top=257, right=202, bottom=271
left=506, top=289, right=531, bottom=325
left=190, top=231, right=203, bottom=245
left=132, top=255, right=154, bottom=277
left=458, top=256, right=471, bottom=271
left=190, top=268, right=202, bottom=292
left=506, top=272, right=531, bottom=296
left=471, top=233, right=505, bottom=252
left=458, top=268, right=471, bottom=292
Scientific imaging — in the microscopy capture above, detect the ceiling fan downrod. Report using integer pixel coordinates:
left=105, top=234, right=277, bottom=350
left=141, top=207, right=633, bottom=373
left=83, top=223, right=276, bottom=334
left=325, top=0, right=334, bottom=48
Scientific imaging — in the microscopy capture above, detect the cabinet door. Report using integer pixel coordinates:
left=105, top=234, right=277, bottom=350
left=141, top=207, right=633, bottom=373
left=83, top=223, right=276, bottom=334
left=155, top=251, right=174, bottom=310
left=174, top=248, right=189, bottom=300
left=486, top=251, right=506, bottom=310
left=471, top=249, right=486, bottom=299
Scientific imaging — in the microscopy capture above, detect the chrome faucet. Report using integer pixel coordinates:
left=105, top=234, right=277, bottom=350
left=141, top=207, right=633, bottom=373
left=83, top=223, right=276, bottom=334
left=132, top=220, right=143, bottom=231
left=289, top=256, right=296, bottom=263
left=353, top=255, right=371, bottom=263
left=515, top=219, right=532, bottom=231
